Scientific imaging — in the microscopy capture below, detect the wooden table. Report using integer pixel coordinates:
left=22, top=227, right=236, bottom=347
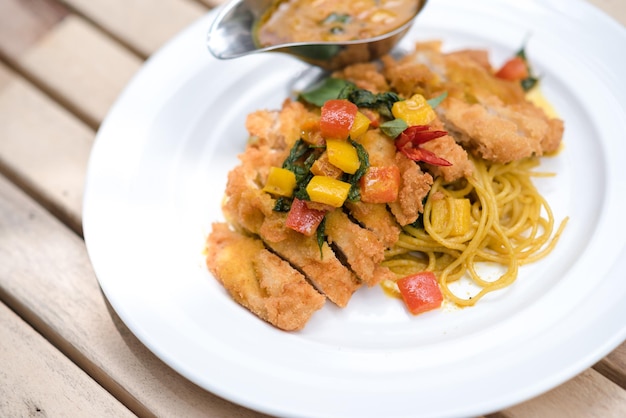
left=1, top=0, right=625, bottom=416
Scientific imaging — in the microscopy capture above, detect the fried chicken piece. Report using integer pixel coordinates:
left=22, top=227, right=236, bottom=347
left=246, top=99, right=313, bottom=150
left=420, top=134, right=474, bottom=182
left=264, top=224, right=361, bottom=307
left=345, top=201, right=401, bottom=249
left=440, top=96, right=563, bottom=163
left=206, top=223, right=325, bottom=331
left=388, top=152, right=433, bottom=226
left=332, top=62, right=390, bottom=93
left=325, top=209, right=396, bottom=287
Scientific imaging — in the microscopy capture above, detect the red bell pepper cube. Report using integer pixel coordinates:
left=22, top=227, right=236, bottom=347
left=397, top=272, right=443, bottom=315
left=285, top=198, right=326, bottom=236
left=319, top=99, right=358, bottom=140
left=359, top=166, right=401, bottom=203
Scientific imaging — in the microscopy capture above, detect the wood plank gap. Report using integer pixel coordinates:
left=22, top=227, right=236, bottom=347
left=593, top=355, right=626, bottom=391
left=0, top=248, right=153, bottom=418
left=0, top=52, right=100, bottom=131
left=55, top=1, right=149, bottom=60
left=0, top=164, right=83, bottom=236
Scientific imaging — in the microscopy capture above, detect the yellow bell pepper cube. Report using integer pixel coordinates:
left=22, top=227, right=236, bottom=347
left=326, top=139, right=361, bottom=174
left=349, top=111, right=371, bottom=139
left=262, top=167, right=297, bottom=197
left=306, top=175, right=352, bottom=207
left=392, top=94, right=436, bottom=126
left=430, top=197, right=472, bottom=236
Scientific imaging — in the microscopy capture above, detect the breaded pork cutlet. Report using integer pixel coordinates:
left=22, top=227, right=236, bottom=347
left=263, top=225, right=362, bottom=307
left=206, top=223, right=325, bottom=331
left=325, top=209, right=396, bottom=287
left=381, top=42, right=564, bottom=164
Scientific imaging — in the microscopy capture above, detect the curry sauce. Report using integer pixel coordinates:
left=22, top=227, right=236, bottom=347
left=255, top=0, right=421, bottom=46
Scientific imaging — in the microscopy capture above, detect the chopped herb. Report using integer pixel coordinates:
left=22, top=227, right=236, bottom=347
left=345, top=140, right=370, bottom=201
left=516, top=46, right=539, bottom=92
left=380, top=118, right=408, bottom=138
left=273, top=197, right=292, bottom=212
left=282, top=139, right=310, bottom=171
left=299, top=78, right=353, bottom=107
left=316, top=216, right=327, bottom=259
left=322, top=12, right=352, bottom=25
left=299, top=77, right=401, bottom=119
left=427, top=91, right=448, bottom=108
left=339, top=85, right=401, bottom=119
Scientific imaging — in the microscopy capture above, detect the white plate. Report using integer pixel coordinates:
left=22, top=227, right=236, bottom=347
left=83, top=0, right=626, bottom=416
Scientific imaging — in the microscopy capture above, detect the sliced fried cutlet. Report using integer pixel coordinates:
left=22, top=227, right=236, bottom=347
left=325, top=209, right=396, bottom=287
left=264, top=226, right=361, bottom=308
left=440, top=96, right=555, bottom=163
left=388, top=152, right=433, bottom=226
left=345, top=201, right=401, bottom=249
left=206, top=223, right=325, bottom=331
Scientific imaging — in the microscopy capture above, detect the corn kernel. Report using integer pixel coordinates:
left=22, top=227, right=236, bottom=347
left=326, top=139, right=361, bottom=174
left=262, top=167, right=297, bottom=197
left=306, top=176, right=352, bottom=207
left=430, top=197, right=471, bottom=236
left=392, top=94, right=436, bottom=126
left=349, top=111, right=371, bottom=139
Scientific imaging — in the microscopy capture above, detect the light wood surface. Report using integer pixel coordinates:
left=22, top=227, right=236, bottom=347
left=0, top=0, right=624, bottom=417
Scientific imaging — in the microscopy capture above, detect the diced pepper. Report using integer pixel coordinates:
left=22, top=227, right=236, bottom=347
left=392, top=94, right=436, bottom=126
left=397, top=272, right=443, bottom=315
left=285, top=198, right=326, bottom=236
left=359, top=166, right=401, bottom=203
left=495, top=56, right=529, bottom=81
left=349, top=111, right=371, bottom=139
left=319, top=99, right=358, bottom=139
left=262, top=167, right=297, bottom=197
left=311, top=152, right=343, bottom=179
left=430, top=197, right=472, bottom=236
left=326, top=139, right=361, bottom=174
left=306, top=175, right=352, bottom=207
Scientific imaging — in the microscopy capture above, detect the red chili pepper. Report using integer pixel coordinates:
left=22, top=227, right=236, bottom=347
left=396, top=125, right=452, bottom=166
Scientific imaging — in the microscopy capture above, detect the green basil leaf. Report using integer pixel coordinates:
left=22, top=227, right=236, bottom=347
left=427, top=91, right=448, bottom=108
left=316, top=216, right=327, bottom=259
left=380, top=119, right=408, bottom=139
left=299, top=78, right=353, bottom=106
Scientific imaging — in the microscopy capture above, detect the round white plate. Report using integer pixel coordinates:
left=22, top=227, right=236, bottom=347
left=83, top=0, right=626, bottom=416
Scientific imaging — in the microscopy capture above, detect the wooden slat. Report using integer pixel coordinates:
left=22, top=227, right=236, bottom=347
left=0, top=174, right=268, bottom=418
left=0, top=302, right=135, bottom=418
left=0, top=62, right=92, bottom=233
left=493, top=369, right=626, bottom=418
left=11, top=15, right=141, bottom=128
left=60, top=0, right=207, bottom=58
left=587, top=0, right=626, bottom=25
left=595, top=342, right=626, bottom=390
left=0, top=0, right=69, bottom=58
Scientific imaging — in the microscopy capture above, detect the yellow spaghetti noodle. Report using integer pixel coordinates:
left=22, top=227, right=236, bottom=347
left=381, top=155, right=568, bottom=306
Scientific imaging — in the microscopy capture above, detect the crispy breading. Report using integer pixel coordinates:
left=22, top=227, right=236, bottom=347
left=332, top=62, right=390, bottom=93
left=246, top=99, right=313, bottom=150
left=420, top=134, right=474, bottom=182
left=206, top=223, right=325, bottom=331
left=388, top=152, right=433, bottom=226
left=441, top=96, right=560, bottom=163
left=263, top=224, right=362, bottom=307
left=345, top=201, right=401, bottom=248
left=325, top=209, right=396, bottom=286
